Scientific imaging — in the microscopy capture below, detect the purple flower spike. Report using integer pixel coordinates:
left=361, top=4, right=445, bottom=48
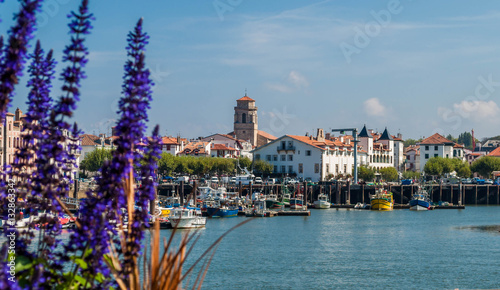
left=0, top=0, right=42, bottom=122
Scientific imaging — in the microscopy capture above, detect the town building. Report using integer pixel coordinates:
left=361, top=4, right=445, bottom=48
left=357, top=125, right=404, bottom=171
left=0, top=108, right=26, bottom=168
left=404, top=145, right=420, bottom=171
left=252, top=129, right=357, bottom=181
left=487, top=147, right=500, bottom=158
left=161, top=136, right=186, bottom=155
left=229, top=94, right=277, bottom=147
left=177, top=141, right=211, bottom=157
left=418, top=133, right=466, bottom=172
left=201, top=133, right=253, bottom=159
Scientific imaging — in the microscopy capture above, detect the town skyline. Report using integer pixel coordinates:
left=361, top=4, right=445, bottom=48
left=2, top=1, right=500, bottom=140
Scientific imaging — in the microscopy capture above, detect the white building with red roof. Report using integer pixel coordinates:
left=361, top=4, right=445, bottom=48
left=252, top=129, right=359, bottom=181
left=405, top=145, right=420, bottom=171
left=487, top=146, right=500, bottom=158
left=418, top=133, right=466, bottom=172
left=201, top=133, right=252, bottom=159
left=161, top=136, right=186, bottom=155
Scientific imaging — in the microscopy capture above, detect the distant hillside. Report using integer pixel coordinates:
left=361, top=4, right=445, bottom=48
left=482, top=135, right=500, bottom=143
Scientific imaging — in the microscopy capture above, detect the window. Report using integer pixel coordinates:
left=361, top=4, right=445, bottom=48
left=298, top=163, right=303, bottom=173
left=288, top=166, right=293, bottom=173
left=336, top=164, right=339, bottom=173
left=166, top=144, right=171, bottom=150
left=242, top=113, right=246, bottom=123
left=314, top=163, right=319, bottom=173
left=434, top=146, right=438, bottom=150
left=273, top=155, right=278, bottom=161
left=425, top=154, right=429, bottom=159
left=281, top=141, right=286, bottom=149
left=255, top=154, right=260, bottom=160
left=434, top=154, right=438, bottom=158
left=281, top=155, right=286, bottom=161
left=344, top=165, right=347, bottom=173
left=326, top=164, right=329, bottom=173
left=266, top=155, right=271, bottom=161
left=273, top=165, right=278, bottom=173
left=288, top=141, right=293, bottom=148
left=281, top=165, right=286, bottom=173
left=306, top=150, right=311, bottom=156
left=288, top=155, right=293, bottom=161
left=446, top=154, right=449, bottom=158
left=425, top=146, right=429, bottom=150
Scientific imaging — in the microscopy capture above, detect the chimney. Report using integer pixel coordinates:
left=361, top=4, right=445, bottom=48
left=368, top=129, right=374, bottom=135
left=346, top=138, right=351, bottom=145
left=325, top=133, right=331, bottom=140
left=397, top=133, right=402, bottom=139
left=340, top=136, right=344, bottom=143
left=15, top=108, right=22, bottom=121
left=316, top=128, right=325, bottom=142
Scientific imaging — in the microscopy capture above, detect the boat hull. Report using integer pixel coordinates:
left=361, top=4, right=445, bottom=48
left=206, top=207, right=238, bottom=217
left=313, top=201, right=330, bottom=209
left=370, top=198, right=393, bottom=211
left=409, top=199, right=430, bottom=211
left=170, top=217, right=206, bottom=229
left=265, top=200, right=284, bottom=209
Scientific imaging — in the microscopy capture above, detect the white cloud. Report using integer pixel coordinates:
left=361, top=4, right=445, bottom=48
left=265, top=83, right=293, bottom=93
left=452, top=100, right=500, bottom=121
left=363, top=98, right=387, bottom=117
left=287, top=70, right=309, bottom=88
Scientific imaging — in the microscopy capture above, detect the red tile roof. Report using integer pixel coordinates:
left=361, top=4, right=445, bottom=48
left=420, top=133, right=454, bottom=145
left=453, top=143, right=465, bottom=148
left=488, top=147, right=500, bottom=157
left=237, top=96, right=255, bottom=101
left=162, top=137, right=179, bottom=145
left=258, top=130, right=277, bottom=140
left=211, top=144, right=236, bottom=151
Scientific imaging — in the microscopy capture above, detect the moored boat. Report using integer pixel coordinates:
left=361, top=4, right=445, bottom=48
left=370, top=189, right=393, bottom=211
left=169, top=207, right=206, bottom=229
left=206, top=201, right=239, bottom=217
left=313, top=193, right=331, bottom=209
left=290, top=195, right=304, bottom=210
left=265, top=193, right=284, bottom=209
left=409, top=188, right=431, bottom=211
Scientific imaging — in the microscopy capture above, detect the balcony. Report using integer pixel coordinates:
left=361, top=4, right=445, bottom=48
left=277, top=146, right=296, bottom=153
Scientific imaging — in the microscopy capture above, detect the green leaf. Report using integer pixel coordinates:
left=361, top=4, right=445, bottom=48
left=14, top=255, right=34, bottom=272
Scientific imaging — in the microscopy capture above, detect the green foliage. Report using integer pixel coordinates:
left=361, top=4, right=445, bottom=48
left=357, top=166, right=375, bottom=182
left=158, top=152, right=176, bottom=175
left=253, top=160, right=273, bottom=175
left=234, top=157, right=252, bottom=173
left=471, top=156, right=500, bottom=178
left=402, top=171, right=420, bottom=180
left=379, top=167, right=398, bottom=181
left=404, top=138, right=422, bottom=148
left=80, top=148, right=114, bottom=172
left=424, top=156, right=471, bottom=177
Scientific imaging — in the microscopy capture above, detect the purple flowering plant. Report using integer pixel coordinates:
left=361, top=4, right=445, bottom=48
left=0, top=1, right=245, bottom=289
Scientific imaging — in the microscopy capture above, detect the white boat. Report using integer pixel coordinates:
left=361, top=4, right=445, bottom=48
left=313, top=193, right=331, bottom=209
left=169, top=207, right=206, bottom=229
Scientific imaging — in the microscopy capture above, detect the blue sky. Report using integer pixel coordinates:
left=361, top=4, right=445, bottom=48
left=1, top=0, right=500, bottom=141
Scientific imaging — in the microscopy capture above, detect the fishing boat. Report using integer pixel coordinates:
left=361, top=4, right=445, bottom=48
left=313, top=193, right=331, bottom=209
left=281, top=193, right=291, bottom=207
left=265, top=193, right=284, bottom=209
left=246, top=200, right=267, bottom=217
left=409, top=188, right=431, bottom=211
left=290, top=194, right=304, bottom=210
left=206, top=200, right=239, bottom=217
left=370, top=189, right=393, bottom=211
left=169, top=207, right=206, bottom=229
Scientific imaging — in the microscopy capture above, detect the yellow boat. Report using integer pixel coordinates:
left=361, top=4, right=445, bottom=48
left=370, top=189, right=393, bottom=211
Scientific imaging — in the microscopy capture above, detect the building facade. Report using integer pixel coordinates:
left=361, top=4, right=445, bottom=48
left=419, top=133, right=465, bottom=172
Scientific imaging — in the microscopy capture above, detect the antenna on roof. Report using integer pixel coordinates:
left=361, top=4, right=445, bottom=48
left=244, top=88, right=247, bottom=96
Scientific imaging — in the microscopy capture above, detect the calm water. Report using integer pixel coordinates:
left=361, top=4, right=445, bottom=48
left=166, top=206, right=500, bottom=289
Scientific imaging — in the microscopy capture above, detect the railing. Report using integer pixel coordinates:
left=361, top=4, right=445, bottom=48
left=277, top=146, right=296, bottom=152
left=61, top=197, right=80, bottom=206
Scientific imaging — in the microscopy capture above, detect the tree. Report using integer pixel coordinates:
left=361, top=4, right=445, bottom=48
left=404, top=138, right=422, bottom=148
left=234, top=156, right=252, bottom=173
left=357, top=166, right=375, bottom=182
left=471, top=157, right=500, bottom=178
left=380, top=167, right=398, bottom=181
left=457, top=132, right=473, bottom=149
left=80, top=148, right=114, bottom=173
left=253, top=160, right=273, bottom=175
left=158, top=152, right=176, bottom=176
left=402, top=171, right=420, bottom=180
